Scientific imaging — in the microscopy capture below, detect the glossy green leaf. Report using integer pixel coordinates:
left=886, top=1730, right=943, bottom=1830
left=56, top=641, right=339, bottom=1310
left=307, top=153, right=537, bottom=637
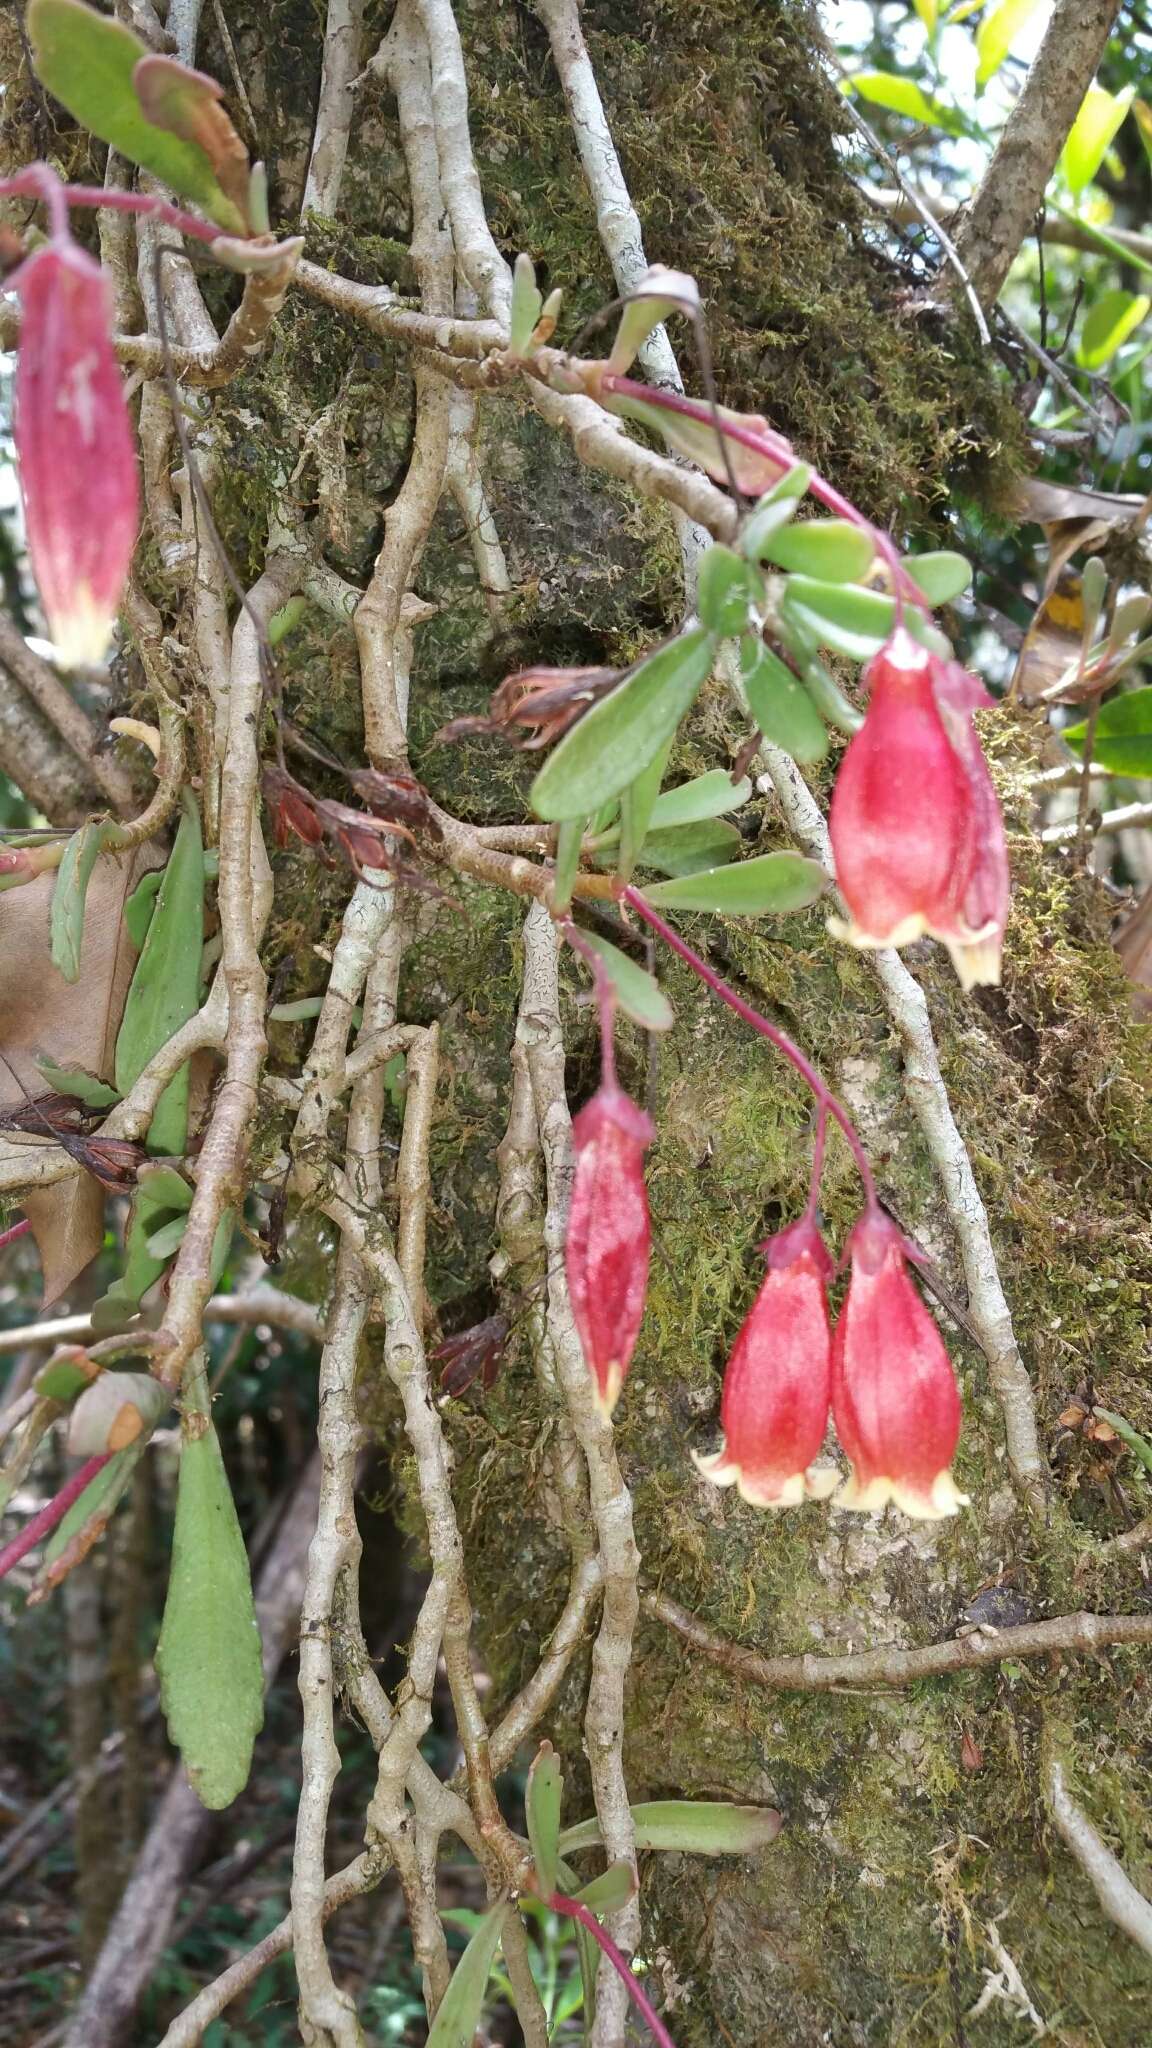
left=27, top=0, right=246, bottom=232
left=638, top=851, right=826, bottom=916
left=1061, top=84, right=1136, bottom=196
left=740, top=639, right=829, bottom=763
left=50, top=821, right=112, bottom=984
left=975, top=0, right=1043, bottom=87
left=115, top=795, right=204, bottom=1156
left=570, top=1860, right=637, bottom=1913
left=526, top=1742, right=564, bottom=1902
left=616, top=739, right=672, bottom=881
left=34, top=1060, right=119, bottom=1109
left=1065, top=687, right=1152, bottom=776
left=551, top=816, right=585, bottom=914
left=760, top=519, right=875, bottom=583
left=576, top=931, right=674, bottom=1033
left=509, top=253, right=543, bottom=356
left=697, top=545, right=759, bottom=635
left=903, top=550, right=972, bottom=605
left=531, top=629, right=717, bottom=821
left=1077, top=289, right=1152, bottom=370
left=426, top=1904, right=507, bottom=2048
left=560, top=1799, right=783, bottom=1856
left=847, top=70, right=950, bottom=128
left=155, top=1412, right=264, bottom=1810
left=781, top=579, right=895, bottom=661
left=624, top=818, right=742, bottom=878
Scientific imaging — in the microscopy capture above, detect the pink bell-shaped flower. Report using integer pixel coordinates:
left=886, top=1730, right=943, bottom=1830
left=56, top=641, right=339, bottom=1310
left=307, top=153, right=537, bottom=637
left=828, top=630, right=1008, bottom=989
left=10, top=236, right=139, bottom=667
left=831, top=1208, right=968, bottom=1520
left=566, top=1078, right=654, bottom=1415
left=694, top=1216, right=836, bottom=1507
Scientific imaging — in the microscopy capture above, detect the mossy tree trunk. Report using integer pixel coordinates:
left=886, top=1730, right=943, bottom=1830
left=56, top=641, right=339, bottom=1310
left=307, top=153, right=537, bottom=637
left=5, top=1, right=1151, bottom=2042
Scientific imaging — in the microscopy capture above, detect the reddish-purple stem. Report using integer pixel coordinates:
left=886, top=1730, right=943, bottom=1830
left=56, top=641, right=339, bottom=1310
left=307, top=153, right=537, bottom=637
left=805, top=1101, right=829, bottom=1220
left=600, top=375, right=921, bottom=608
left=622, top=886, right=879, bottom=1210
left=548, top=1892, right=677, bottom=2048
left=0, top=1217, right=31, bottom=1252
left=0, top=167, right=220, bottom=247
left=0, top=1452, right=112, bottom=1585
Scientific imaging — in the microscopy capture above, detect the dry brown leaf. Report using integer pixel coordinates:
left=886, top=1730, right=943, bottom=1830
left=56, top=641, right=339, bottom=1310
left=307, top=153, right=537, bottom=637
left=0, top=844, right=163, bottom=1304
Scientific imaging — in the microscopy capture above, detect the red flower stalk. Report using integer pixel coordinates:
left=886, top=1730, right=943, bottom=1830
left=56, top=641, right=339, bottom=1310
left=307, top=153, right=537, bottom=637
left=566, top=1074, right=654, bottom=1416
left=694, top=1216, right=836, bottom=1507
left=827, top=630, right=1008, bottom=990
left=10, top=234, right=139, bottom=667
left=831, top=1209, right=968, bottom=1520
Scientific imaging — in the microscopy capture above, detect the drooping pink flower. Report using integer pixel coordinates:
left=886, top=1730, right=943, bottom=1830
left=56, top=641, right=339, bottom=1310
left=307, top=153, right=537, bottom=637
left=694, top=1216, right=836, bottom=1508
left=827, top=629, right=1008, bottom=989
left=10, top=236, right=139, bottom=666
left=566, top=1080, right=653, bottom=1414
left=831, top=1208, right=968, bottom=1520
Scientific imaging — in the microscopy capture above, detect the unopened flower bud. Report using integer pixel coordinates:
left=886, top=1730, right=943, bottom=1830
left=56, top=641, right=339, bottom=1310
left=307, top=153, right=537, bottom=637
left=694, top=1216, right=836, bottom=1507
left=11, top=237, right=139, bottom=666
left=565, top=1080, right=653, bottom=1414
left=831, top=1209, right=968, bottom=1520
left=828, top=630, right=1008, bottom=990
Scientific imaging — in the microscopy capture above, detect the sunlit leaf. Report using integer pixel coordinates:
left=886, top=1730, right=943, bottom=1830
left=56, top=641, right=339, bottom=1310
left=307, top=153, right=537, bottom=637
left=575, top=931, right=674, bottom=1033
left=638, top=852, right=827, bottom=916
left=27, top=0, right=246, bottom=231
left=739, top=639, right=828, bottom=763
left=426, top=1904, right=507, bottom=2047
left=155, top=1413, right=265, bottom=1810
left=975, top=0, right=1044, bottom=88
left=1077, top=289, right=1152, bottom=370
left=846, top=70, right=952, bottom=129
left=1065, top=687, right=1152, bottom=776
left=1061, top=84, right=1136, bottom=196
left=530, top=629, right=717, bottom=821
left=559, top=1798, right=783, bottom=1856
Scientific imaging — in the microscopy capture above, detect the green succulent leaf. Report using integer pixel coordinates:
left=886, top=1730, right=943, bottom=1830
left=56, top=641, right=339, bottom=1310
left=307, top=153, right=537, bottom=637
left=575, top=931, right=674, bottom=1033
left=569, top=1860, right=638, bottom=1913
left=903, top=550, right=973, bottom=606
left=760, top=519, right=875, bottom=583
left=638, top=851, right=827, bottom=916
left=50, top=821, right=113, bottom=984
left=739, top=639, right=829, bottom=764
left=1065, top=687, right=1152, bottom=776
left=34, top=1060, right=120, bottom=1109
left=114, top=794, right=205, bottom=1157
left=616, top=739, right=672, bottom=882
left=551, top=816, right=586, bottom=914
left=530, top=629, right=717, bottom=821
left=619, top=818, right=742, bottom=877
left=155, top=1408, right=264, bottom=1810
left=509, top=253, right=543, bottom=356
left=526, top=1742, right=564, bottom=1902
left=426, top=1904, right=507, bottom=2047
left=781, top=578, right=896, bottom=661
left=598, top=768, right=751, bottom=841
left=27, top=0, right=247, bottom=231
left=559, top=1798, right=783, bottom=1857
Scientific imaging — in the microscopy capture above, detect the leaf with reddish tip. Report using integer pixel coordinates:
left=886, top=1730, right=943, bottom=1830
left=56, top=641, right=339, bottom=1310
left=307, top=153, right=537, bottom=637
left=132, top=55, right=250, bottom=221
left=27, top=0, right=246, bottom=232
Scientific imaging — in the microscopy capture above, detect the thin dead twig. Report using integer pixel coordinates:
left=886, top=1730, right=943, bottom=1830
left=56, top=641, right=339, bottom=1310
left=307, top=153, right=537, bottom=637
left=1042, top=1727, right=1152, bottom=1960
